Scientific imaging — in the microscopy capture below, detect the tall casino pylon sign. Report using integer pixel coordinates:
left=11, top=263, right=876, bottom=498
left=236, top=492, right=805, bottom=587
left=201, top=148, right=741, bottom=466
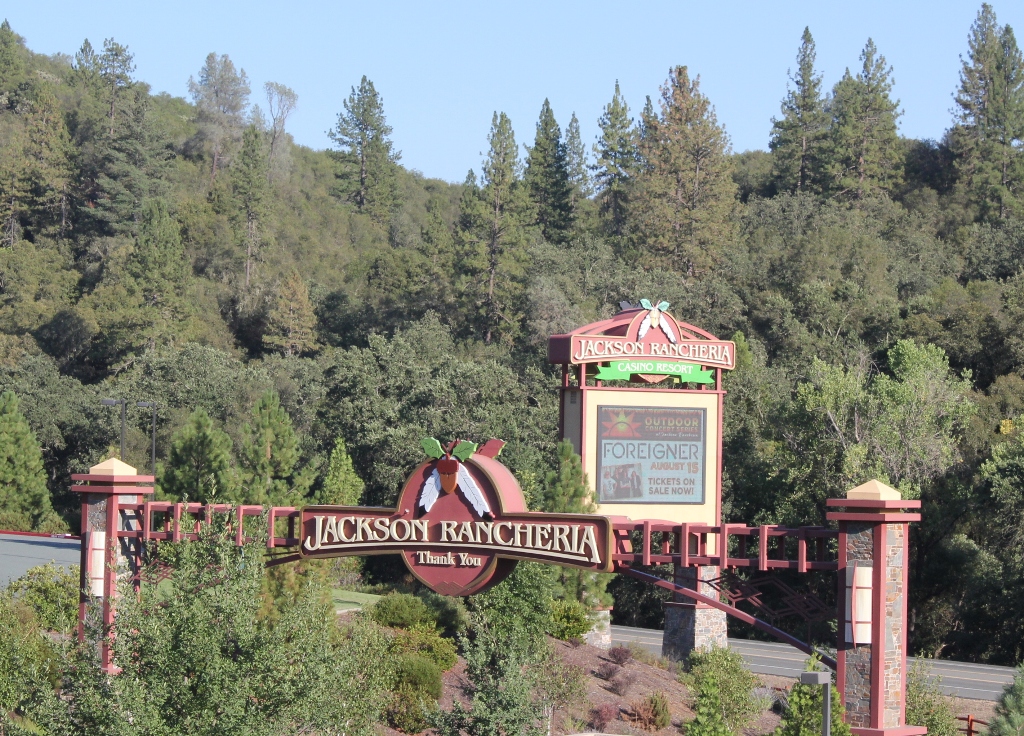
left=73, top=300, right=923, bottom=735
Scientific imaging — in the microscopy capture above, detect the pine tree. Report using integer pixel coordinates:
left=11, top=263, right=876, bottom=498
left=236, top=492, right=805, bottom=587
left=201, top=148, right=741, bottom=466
left=990, top=666, right=1024, bottom=736
left=98, top=38, right=134, bottom=137
left=770, top=28, right=828, bottom=194
left=564, top=112, right=591, bottom=211
left=329, top=76, right=401, bottom=223
left=632, top=66, right=736, bottom=274
left=317, top=437, right=364, bottom=505
left=240, top=390, right=308, bottom=506
left=0, top=116, right=29, bottom=246
left=525, top=99, right=573, bottom=243
left=132, top=198, right=188, bottom=304
left=0, top=392, right=57, bottom=531
left=160, top=408, right=237, bottom=503
left=25, top=85, right=74, bottom=236
left=264, top=269, right=318, bottom=356
left=189, top=53, right=250, bottom=182
left=543, top=441, right=610, bottom=607
left=823, top=39, right=903, bottom=200
left=457, top=112, right=531, bottom=345
left=233, top=123, right=269, bottom=288
left=593, top=81, right=638, bottom=237
left=951, top=4, right=1024, bottom=220
left=0, top=20, right=26, bottom=92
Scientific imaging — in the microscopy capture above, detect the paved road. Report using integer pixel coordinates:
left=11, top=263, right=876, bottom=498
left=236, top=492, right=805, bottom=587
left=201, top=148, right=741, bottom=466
left=611, top=625, right=1017, bottom=702
left=0, top=533, right=80, bottom=586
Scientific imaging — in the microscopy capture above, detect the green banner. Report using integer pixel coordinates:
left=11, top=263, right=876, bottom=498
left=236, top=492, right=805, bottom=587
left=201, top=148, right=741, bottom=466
left=594, top=360, right=714, bottom=383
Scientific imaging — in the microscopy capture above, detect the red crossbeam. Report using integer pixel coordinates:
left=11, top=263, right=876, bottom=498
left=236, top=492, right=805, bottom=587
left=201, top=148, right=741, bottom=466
left=610, top=521, right=838, bottom=571
left=117, top=502, right=301, bottom=549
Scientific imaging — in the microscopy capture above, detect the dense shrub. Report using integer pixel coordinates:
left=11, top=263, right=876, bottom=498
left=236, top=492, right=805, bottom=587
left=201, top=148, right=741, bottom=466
left=608, top=645, right=633, bottom=665
left=629, top=691, right=671, bottom=731
left=591, top=702, right=620, bottom=732
left=683, top=645, right=760, bottom=734
left=610, top=671, right=637, bottom=696
left=370, top=592, right=435, bottom=630
left=4, top=562, right=79, bottom=633
left=548, top=598, right=592, bottom=641
left=395, top=623, right=458, bottom=671
left=773, top=659, right=850, bottom=736
left=595, top=661, right=621, bottom=680
left=387, top=685, right=436, bottom=734
left=419, top=591, right=469, bottom=638
left=906, top=661, right=958, bottom=736
left=394, top=653, right=443, bottom=700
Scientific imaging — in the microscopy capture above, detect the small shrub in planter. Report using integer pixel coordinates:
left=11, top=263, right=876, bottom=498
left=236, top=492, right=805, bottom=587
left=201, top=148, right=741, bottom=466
left=607, top=645, right=633, bottom=665
left=590, top=703, right=620, bottom=732
left=595, top=662, right=621, bottom=680
left=629, top=691, right=672, bottom=731
left=610, top=671, right=637, bottom=696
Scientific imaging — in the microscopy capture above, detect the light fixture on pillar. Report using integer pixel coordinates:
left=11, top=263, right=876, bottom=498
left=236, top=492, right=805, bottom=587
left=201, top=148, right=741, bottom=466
left=100, top=398, right=127, bottom=460
left=846, top=563, right=872, bottom=646
left=800, top=671, right=832, bottom=736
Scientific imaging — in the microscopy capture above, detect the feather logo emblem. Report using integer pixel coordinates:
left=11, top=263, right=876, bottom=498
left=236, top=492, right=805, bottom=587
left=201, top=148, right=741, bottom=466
left=637, top=299, right=677, bottom=344
left=418, top=438, right=505, bottom=519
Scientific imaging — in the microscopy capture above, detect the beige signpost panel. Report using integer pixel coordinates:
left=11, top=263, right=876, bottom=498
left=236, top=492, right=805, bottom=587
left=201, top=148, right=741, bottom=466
left=561, top=387, right=721, bottom=528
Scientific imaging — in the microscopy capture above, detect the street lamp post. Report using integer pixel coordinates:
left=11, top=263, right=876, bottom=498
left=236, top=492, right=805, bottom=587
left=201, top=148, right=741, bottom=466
left=800, top=671, right=832, bottom=736
left=136, top=402, right=157, bottom=476
left=100, top=398, right=127, bottom=460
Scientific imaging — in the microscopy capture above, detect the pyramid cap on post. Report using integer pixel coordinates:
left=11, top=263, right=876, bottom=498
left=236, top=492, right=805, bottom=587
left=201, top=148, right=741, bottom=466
left=846, top=479, right=900, bottom=501
left=89, top=457, right=138, bottom=476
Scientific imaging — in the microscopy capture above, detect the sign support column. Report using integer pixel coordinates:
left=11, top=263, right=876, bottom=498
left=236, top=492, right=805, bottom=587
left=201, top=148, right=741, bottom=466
left=827, top=481, right=923, bottom=736
left=72, top=458, right=153, bottom=673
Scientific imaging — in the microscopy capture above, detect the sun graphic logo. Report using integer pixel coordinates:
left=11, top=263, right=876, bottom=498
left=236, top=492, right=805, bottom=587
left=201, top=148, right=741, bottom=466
left=602, top=410, right=642, bottom=438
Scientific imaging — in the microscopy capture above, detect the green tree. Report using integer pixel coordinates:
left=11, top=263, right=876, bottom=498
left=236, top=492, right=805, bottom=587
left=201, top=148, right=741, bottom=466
left=823, top=39, right=903, bottom=200
left=317, top=436, right=364, bottom=505
left=0, top=391, right=60, bottom=531
left=525, top=99, right=573, bottom=244
left=990, top=666, right=1024, bottom=736
left=263, top=269, right=318, bottom=356
left=30, top=529, right=393, bottom=736
left=98, top=38, right=134, bottom=137
left=684, top=646, right=760, bottom=734
left=457, top=113, right=532, bottom=345
left=905, top=661, right=958, bottom=736
left=632, top=66, right=736, bottom=274
left=160, top=407, right=237, bottom=502
left=233, top=122, right=270, bottom=288
left=543, top=440, right=610, bottom=606
left=593, top=80, right=639, bottom=237
left=240, top=390, right=308, bottom=505
left=264, top=81, right=298, bottom=178
left=329, top=75, right=401, bottom=222
left=25, top=85, right=74, bottom=236
left=685, top=675, right=732, bottom=736
left=189, top=52, right=250, bottom=181
left=950, top=4, right=1024, bottom=220
left=0, top=20, right=26, bottom=91
left=564, top=112, right=591, bottom=211
left=132, top=198, right=189, bottom=305
left=770, top=28, right=828, bottom=194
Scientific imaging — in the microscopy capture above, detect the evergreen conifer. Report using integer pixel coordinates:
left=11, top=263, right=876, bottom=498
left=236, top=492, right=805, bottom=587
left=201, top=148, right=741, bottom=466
left=160, top=408, right=236, bottom=503
left=770, top=28, right=828, bottom=194
left=0, top=391, right=58, bottom=531
left=317, top=437, right=364, bottom=505
left=593, top=81, right=638, bottom=238
left=525, top=99, right=573, bottom=244
left=240, top=390, right=308, bottom=505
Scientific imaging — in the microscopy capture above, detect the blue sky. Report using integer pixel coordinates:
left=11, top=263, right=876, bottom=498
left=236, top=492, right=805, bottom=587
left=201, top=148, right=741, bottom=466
left=9, top=1, right=1022, bottom=183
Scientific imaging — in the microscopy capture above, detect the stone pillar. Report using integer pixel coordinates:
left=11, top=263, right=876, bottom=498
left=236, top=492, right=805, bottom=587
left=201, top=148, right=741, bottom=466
left=827, top=480, right=924, bottom=736
left=662, top=564, right=727, bottom=661
left=586, top=608, right=612, bottom=649
left=71, top=458, right=153, bottom=672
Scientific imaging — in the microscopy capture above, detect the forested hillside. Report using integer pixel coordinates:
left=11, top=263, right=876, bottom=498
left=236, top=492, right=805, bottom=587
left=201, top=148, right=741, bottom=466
left=1, top=5, right=1024, bottom=663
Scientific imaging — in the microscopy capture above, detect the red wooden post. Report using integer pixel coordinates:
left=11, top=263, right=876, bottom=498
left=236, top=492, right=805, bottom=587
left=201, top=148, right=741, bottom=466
left=827, top=480, right=923, bottom=736
left=71, top=458, right=154, bottom=673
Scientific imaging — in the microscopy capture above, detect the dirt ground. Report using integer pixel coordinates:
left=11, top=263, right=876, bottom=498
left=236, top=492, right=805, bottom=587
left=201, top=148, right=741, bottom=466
left=375, top=632, right=998, bottom=736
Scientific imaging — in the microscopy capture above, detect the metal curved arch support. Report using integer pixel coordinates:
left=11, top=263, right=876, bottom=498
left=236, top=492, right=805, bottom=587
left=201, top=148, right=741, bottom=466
left=619, top=567, right=837, bottom=670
